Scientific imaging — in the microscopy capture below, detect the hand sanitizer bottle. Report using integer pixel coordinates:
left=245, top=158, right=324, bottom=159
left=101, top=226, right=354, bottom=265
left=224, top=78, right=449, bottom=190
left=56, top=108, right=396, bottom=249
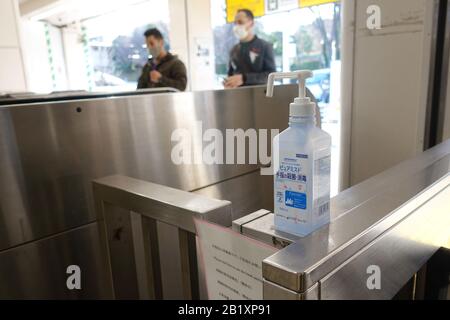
left=266, top=71, right=331, bottom=237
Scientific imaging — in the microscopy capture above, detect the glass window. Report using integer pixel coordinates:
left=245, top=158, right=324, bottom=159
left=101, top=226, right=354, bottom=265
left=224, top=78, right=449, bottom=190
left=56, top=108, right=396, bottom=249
left=81, top=0, right=170, bottom=92
left=211, top=1, right=342, bottom=196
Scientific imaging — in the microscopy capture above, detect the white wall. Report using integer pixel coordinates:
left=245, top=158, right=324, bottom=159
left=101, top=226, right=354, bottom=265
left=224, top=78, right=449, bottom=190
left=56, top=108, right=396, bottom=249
left=444, top=51, right=450, bottom=142
left=168, top=0, right=216, bottom=91
left=20, top=20, right=68, bottom=93
left=0, top=0, right=27, bottom=92
left=342, top=0, right=435, bottom=186
left=46, top=23, right=68, bottom=91
left=20, top=21, right=51, bottom=93
left=185, top=0, right=216, bottom=91
left=445, top=82, right=450, bottom=141
left=168, top=0, right=189, bottom=70
left=61, top=24, right=90, bottom=91
left=0, top=0, right=69, bottom=93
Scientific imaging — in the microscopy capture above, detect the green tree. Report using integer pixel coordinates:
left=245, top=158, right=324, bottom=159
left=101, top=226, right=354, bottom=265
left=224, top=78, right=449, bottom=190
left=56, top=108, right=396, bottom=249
left=213, top=23, right=237, bottom=75
left=310, top=2, right=341, bottom=68
left=258, top=31, right=283, bottom=56
left=290, top=25, right=321, bottom=71
left=256, top=22, right=283, bottom=70
left=294, top=26, right=313, bottom=54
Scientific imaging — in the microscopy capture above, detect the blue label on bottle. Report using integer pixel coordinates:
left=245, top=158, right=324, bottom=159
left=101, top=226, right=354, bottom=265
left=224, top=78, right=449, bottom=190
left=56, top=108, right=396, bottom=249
left=285, top=191, right=307, bottom=210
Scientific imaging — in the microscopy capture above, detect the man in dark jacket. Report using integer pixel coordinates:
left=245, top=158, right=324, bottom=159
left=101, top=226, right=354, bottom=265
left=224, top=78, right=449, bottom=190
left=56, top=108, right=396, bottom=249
left=224, top=9, right=276, bottom=89
left=137, top=28, right=187, bottom=91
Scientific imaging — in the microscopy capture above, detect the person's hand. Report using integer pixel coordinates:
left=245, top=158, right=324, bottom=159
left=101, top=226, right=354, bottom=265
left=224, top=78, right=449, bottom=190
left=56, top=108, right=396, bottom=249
left=150, top=70, right=162, bottom=83
left=224, top=74, right=244, bottom=89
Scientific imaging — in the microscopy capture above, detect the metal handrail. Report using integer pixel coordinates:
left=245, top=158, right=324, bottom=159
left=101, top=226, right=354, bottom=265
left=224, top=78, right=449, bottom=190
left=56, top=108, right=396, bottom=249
left=262, top=140, right=450, bottom=299
left=93, top=175, right=232, bottom=300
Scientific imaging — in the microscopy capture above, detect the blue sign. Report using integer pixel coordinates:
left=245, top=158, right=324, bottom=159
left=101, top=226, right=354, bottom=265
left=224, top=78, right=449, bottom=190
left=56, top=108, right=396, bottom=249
left=285, top=191, right=307, bottom=210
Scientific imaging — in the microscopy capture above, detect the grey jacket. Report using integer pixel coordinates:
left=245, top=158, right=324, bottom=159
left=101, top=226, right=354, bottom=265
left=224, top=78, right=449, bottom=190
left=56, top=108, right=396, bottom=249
left=228, top=35, right=276, bottom=86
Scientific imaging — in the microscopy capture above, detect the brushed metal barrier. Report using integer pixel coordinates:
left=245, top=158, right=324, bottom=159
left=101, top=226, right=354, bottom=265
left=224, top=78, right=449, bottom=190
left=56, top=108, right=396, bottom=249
left=93, top=140, right=450, bottom=300
left=0, top=87, right=179, bottom=106
left=0, top=84, right=305, bottom=253
left=93, top=175, right=232, bottom=300
left=260, top=140, right=450, bottom=300
left=0, top=85, right=308, bottom=299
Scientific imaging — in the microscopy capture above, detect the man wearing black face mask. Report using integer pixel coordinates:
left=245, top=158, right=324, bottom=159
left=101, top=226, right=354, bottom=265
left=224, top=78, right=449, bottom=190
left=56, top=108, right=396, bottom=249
left=224, top=9, right=276, bottom=89
left=137, top=28, right=187, bottom=91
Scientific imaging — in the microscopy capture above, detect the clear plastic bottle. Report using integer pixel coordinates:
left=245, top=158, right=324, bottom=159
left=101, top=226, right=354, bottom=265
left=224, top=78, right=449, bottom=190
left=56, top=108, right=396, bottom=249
left=266, top=71, right=331, bottom=237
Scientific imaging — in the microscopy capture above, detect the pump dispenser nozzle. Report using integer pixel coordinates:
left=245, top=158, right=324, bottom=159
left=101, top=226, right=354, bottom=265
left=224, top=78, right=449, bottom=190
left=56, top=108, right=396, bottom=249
left=266, top=70, right=316, bottom=118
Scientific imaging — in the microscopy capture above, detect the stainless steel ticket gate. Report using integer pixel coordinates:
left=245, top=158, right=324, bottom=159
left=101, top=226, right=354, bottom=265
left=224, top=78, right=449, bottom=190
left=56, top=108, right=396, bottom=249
left=93, top=139, right=450, bottom=300
left=93, top=176, right=232, bottom=300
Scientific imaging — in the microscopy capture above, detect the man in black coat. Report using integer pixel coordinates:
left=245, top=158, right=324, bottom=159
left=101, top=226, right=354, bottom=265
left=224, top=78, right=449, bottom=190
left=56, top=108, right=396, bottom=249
left=224, top=9, right=276, bottom=89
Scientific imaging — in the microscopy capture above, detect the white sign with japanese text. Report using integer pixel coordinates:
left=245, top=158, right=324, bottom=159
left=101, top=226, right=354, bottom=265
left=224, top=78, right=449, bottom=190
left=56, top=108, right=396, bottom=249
left=195, top=219, right=278, bottom=300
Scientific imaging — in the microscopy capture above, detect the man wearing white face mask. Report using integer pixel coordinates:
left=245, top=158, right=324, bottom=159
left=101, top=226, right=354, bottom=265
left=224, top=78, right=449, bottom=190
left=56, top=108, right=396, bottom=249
left=224, top=9, right=276, bottom=89
left=137, top=28, right=187, bottom=91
